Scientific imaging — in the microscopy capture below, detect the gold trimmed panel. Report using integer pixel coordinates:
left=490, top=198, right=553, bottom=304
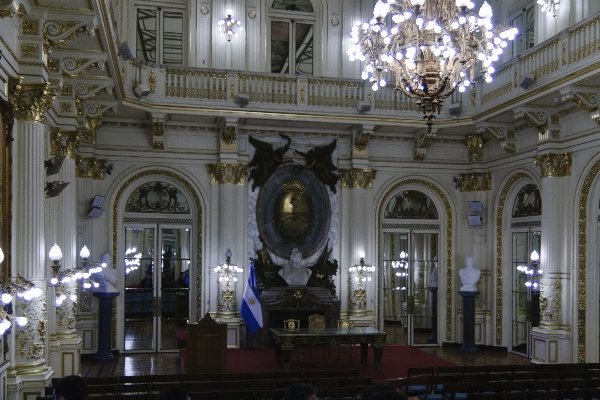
left=495, top=172, right=530, bottom=345
left=378, top=179, right=452, bottom=341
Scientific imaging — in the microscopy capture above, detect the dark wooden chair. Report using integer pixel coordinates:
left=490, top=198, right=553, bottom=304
left=402, top=367, right=435, bottom=397
left=118, top=375, right=151, bottom=384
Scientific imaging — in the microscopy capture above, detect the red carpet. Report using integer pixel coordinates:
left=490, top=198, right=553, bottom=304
left=181, top=346, right=455, bottom=381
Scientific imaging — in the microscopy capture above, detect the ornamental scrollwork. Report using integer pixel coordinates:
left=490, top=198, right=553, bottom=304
left=0, top=0, right=17, bottom=18
left=384, top=190, right=439, bottom=219
left=560, top=91, right=599, bottom=112
left=61, top=57, right=105, bottom=78
left=16, top=293, right=46, bottom=360
left=43, top=20, right=96, bottom=54
left=124, top=181, right=190, bottom=214
left=539, top=280, right=561, bottom=325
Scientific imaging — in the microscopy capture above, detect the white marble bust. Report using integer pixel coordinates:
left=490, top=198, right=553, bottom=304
left=278, top=248, right=312, bottom=286
left=459, top=256, right=480, bottom=292
left=91, top=252, right=118, bottom=293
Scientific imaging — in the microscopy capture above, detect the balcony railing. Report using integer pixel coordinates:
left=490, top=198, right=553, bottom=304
left=125, top=12, right=600, bottom=119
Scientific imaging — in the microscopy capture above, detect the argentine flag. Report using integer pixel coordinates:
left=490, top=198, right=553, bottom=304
left=240, top=263, right=263, bottom=334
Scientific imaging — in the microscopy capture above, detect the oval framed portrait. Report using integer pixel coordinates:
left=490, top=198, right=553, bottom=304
left=256, top=165, right=331, bottom=259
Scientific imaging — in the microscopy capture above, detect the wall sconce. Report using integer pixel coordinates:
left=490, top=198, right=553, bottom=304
left=214, top=249, right=243, bottom=318
left=48, top=243, right=82, bottom=306
left=218, top=9, right=243, bottom=41
left=347, top=252, right=375, bottom=317
left=0, top=248, right=40, bottom=335
left=516, top=250, right=543, bottom=292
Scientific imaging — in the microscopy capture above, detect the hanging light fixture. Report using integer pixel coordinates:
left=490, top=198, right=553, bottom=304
left=218, top=9, right=243, bottom=41
left=537, top=0, right=559, bottom=16
left=348, top=0, right=518, bottom=133
left=0, top=248, right=40, bottom=335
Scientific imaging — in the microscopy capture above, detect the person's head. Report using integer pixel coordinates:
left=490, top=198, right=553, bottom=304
left=284, top=383, right=318, bottom=400
left=158, top=387, right=190, bottom=400
left=52, top=375, right=87, bottom=400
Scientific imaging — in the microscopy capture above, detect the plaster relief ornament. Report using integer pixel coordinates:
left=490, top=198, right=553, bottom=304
left=459, top=256, right=480, bottom=292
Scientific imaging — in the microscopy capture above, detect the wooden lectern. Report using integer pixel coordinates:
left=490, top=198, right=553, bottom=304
left=186, top=313, right=227, bottom=373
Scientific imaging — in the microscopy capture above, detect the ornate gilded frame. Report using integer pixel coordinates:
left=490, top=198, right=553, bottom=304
left=377, top=178, right=453, bottom=341
left=0, top=97, right=13, bottom=282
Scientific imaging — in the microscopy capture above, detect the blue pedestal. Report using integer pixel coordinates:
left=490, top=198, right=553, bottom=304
left=459, top=290, right=479, bottom=353
left=92, top=291, right=120, bottom=363
left=427, top=287, right=438, bottom=343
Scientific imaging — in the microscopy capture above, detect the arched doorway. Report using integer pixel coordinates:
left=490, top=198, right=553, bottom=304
left=116, top=177, right=199, bottom=353
left=381, top=189, right=440, bottom=345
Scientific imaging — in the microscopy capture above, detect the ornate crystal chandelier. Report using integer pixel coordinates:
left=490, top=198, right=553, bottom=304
left=537, top=0, right=559, bottom=16
left=348, top=0, right=518, bottom=132
left=218, top=9, right=243, bottom=41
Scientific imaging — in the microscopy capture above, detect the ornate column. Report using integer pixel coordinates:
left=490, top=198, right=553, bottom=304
left=47, top=128, right=83, bottom=377
left=7, top=77, right=55, bottom=397
left=207, top=162, right=247, bottom=346
left=339, top=167, right=376, bottom=326
left=530, top=152, right=572, bottom=363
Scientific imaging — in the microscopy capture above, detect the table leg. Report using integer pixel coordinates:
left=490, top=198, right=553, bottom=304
left=275, top=343, right=282, bottom=366
left=360, top=342, right=368, bottom=364
left=372, top=337, right=385, bottom=372
left=281, top=338, right=294, bottom=371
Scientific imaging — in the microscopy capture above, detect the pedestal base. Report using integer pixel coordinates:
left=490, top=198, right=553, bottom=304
left=92, top=291, right=120, bottom=363
left=459, top=291, right=479, bottom=354
left=530, top=326, right=573, bottom=364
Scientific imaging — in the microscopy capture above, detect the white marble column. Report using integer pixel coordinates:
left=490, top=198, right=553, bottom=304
left=48, top=156, right=82, bottom=377
left=531, top=152, right=573, bottom=363
left=9, top=118, right=53, bottom=398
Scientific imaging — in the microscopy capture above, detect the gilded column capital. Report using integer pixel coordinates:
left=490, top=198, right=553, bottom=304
left=76, top=156, right=107, bottom=180
left=533, top=152, right=572, bottom=177
left=43, top=20, right=96, bottom=54
left=207, top=163, right=247, bottom=185
left=339, top=168, right=376, bottom=189
left=459, top=172, right=492, bottom=192
left=466, top=134, right=484, bottom=162
left=8, top=77, right=56, bottom=123
left=50, top=128, right=83, bottom=159
left=0, top=97, right=15, bottom=144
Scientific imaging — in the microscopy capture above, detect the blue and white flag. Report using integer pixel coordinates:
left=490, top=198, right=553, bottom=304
left=240, top=263, right=263, bottom=334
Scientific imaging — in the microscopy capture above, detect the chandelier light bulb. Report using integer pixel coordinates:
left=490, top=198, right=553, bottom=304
left=1, top=293, right=11, bottom=304
left=16, top=316, right=27, bottom=327
left=530, top=250, right=540, bottom=262
left=80, top=245, right=90, bottom=259
left=70, top=294, right=77, bottom=302
left=49, top=243, right=63, bottom=261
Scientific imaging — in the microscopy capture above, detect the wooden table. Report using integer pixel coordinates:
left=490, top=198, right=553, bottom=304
left=270, top=327, right=387, bottom=371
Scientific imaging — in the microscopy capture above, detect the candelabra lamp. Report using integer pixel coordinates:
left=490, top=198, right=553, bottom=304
left=0, top=248, right=40, bottom=335
left=348, top=252, right=376, bottom=317
left=214, top=249, right=243, bottom=318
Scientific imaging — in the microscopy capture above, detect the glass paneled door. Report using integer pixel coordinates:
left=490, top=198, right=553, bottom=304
left=383, top=231, right=439, bottom=345
left=124, top=224, right=191, bottom=352
left=511, top=229, right=541, bottom=357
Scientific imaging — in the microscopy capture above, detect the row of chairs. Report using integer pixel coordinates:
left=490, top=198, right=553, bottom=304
left=38, top=385, right=374, bottom=400
left=467, top=389, right=600, bottom=400
left=403, top=364, right=600, bottom=397
left=427, top=379, right=600, bottom=400
left=44, top=377, right=372, bottom=397
left=67, top=369, right=360, bottom=387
